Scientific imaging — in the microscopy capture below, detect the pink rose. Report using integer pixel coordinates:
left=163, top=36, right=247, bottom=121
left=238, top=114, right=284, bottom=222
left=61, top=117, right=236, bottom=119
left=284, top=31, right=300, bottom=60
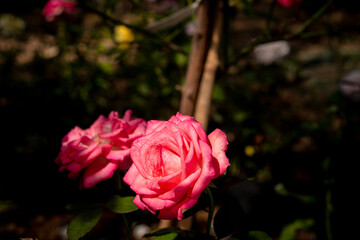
left=43, top=0, right=77, bottom=21
left=124, top=113, right=230, bottom=220
left=276, top=0, right=302, bottom=7
left=56, top=110, right=146, bottom=189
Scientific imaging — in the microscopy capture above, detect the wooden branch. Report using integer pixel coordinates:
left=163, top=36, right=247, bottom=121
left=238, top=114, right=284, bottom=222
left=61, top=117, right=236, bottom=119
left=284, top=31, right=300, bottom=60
left=179, top=0, right=214, bottom=116
left=194, top=0, right=223, bottom=131
left=146, top=0, right=201, bottom=32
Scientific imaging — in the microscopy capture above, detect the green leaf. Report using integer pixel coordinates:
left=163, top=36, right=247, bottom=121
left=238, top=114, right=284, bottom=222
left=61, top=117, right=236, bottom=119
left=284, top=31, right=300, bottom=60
left=105, top=195, right=139, bottom=214
left=249, top=231, right=272, bottom=240
left=279, top=219, right=314, bottom=240
left=154, top=232, right=179, bottom=240
left=67, top=207, right=102, bottom=240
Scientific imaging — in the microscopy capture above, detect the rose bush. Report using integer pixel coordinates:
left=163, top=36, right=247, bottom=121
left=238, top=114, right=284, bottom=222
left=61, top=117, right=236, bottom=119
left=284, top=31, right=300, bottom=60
left=56, top=110, right=146, bottom=189
left=124, top=113, right=230, bottom=220
left=43, top=0, right=77, bottom=21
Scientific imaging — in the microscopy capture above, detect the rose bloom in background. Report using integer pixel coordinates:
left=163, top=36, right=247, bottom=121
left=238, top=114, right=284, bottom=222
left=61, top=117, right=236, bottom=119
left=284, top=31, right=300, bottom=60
left=124, top=113, right=230, bottom=220
left=43, top=0, right=77, bottom=21
left=276, top=0, right=302, bottom=7
left=56, top=110, right=146, bottom=189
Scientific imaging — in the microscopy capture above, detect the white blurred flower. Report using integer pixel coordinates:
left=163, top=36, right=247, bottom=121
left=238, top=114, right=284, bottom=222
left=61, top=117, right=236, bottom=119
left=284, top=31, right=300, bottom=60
left=133, top=224, right=151, bottom=240
left=185, top=21, right=195, bottom=36
left=253, top=40, right=290, bottom=65
left=339, top=70, right=360, bottom=102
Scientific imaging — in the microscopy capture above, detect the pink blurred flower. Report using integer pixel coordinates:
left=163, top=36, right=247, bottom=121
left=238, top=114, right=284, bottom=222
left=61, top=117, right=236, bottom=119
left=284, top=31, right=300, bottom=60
left=124, top=113, right=230, bottom=220
left=43, top=0, right=77, bottom=21
left=276, top=0, right=302, bottom=7
left=56, top=110, right=146, bottom=189
left=157, top=0, right=179, bottom=13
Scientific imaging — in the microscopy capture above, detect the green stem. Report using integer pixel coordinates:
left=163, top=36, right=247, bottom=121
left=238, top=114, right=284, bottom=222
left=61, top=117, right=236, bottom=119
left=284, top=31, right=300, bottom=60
left=291, top=0, right=332, bottom=38
left=205, top=186, right=214, bottom=235
left=325, top=190, right=333, bottom=240
left=265, top=0, right=277, bottom=36
left=122, top=214, right=131, bottom=240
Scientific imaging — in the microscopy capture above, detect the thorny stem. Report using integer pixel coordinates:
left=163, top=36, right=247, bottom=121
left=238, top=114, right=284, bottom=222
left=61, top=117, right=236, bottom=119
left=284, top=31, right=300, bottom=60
left=205, top=186, right=214, bottom=236
left=290, top=0, right=333, bottom=39
left=223, top=35, right=268, bottom=73
left=77, top=0, right=149, bottom=34
left=223, top=0, right=333, bottom=75
left=77, top=0, right=186, bottom=54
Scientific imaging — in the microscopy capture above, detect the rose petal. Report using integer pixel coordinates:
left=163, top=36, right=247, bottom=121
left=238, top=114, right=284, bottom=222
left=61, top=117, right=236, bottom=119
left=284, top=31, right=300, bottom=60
left=124, top=166, right=158, bottom=196
left=106, top=149, right=131, bottom=161
left=86, top=115, right=108, bottom=137
left=157, top=197, right=198, bottom=220
left=66, top=162, right=83, bottom=174
left=190, top=140, right=215, bottom=198
left=183, top=143, right=199, bottom=176
left=208, top=129, right=230, bottom=177
left=144, top=120, right=166, bottom=134
left=82, top=157, right=118, bottom=188
left=72, top=141, right=100, bottom=163
left=133, top=195, right=147, bottom=211
left=61, top=126, right=84, bottom=145
left=174, top=113, right=208, bottom=142
left=154, top=170, right=182, bottom=193
left=177, top=121, right=202, bottom=159
left=158, top=169, right=201, bottom=200
left=98, top=128, right=125, bottom=139
left=134, top=195, right=156, bottom=214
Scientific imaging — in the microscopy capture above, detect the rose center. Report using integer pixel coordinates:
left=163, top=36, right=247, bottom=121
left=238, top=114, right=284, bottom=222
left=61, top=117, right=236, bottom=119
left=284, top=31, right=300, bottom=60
left=148, top=144, right=181, bottom=177
left=93, top=135, right=110, bottom=145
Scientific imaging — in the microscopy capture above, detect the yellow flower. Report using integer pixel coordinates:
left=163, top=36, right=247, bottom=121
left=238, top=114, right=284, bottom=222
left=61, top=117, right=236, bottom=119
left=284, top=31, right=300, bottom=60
left=114, top=25, right=134, bottom=49
left=244, top=145, right=256, bottom=157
